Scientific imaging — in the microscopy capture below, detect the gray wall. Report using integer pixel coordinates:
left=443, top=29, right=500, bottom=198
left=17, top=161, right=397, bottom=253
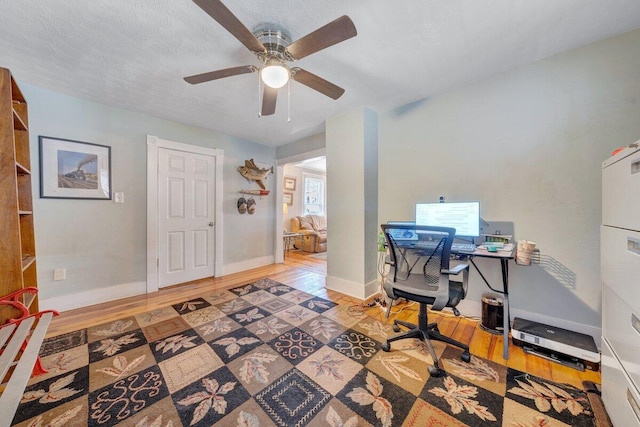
left=378, top=29, right=640, bottom=332
left=276, top=133, right=325, bottom=160
left=325, top=108, right=380, bottom=298
left=22, top=84, right=275, bottom=302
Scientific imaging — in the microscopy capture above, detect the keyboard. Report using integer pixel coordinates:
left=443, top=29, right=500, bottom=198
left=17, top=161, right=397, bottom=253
left=451, top=242, right=476, bottom=252
left=411, top=241, right=476, bottom=252
left=413, top=241, right=439, bottom=249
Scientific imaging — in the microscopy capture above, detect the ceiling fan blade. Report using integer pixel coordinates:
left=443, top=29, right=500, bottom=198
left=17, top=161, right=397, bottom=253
left=285, top=15, right=357, bottom=60
left=291, top=68, right=345, bottom=100
left=184, top=65, right=256, bottom=84
left=261, top=86, right=278, bottom=116
left=193, top=0, right=266, bottom=53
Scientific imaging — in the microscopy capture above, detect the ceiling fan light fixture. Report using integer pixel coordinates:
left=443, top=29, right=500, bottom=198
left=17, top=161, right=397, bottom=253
left=261, top=61, right=289, bottom=89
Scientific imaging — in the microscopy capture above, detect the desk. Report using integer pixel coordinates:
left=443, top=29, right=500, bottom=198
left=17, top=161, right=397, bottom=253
left=452, top=247, right=515, bottom=360
left=283, top=232, right=303, bottom=259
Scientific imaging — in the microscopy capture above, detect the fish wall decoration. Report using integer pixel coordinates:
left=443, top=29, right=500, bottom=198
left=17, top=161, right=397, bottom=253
left=237, top=159, right=273, bottom=190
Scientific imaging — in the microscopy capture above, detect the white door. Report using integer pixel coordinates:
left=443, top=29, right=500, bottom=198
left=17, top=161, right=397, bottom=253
left=158, top=147, right=216, bottom=287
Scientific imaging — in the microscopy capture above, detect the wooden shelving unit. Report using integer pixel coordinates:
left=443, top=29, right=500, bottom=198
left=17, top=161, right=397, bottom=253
left=0, top=67, right=38, bottom=323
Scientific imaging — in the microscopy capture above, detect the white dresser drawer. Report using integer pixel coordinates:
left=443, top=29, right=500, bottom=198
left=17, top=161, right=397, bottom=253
left=603, top=145, right=640, bottom=230
left=601, top=339, right=640, bottom=426
left=601, top=225, right=640, bottom=314
left=603, top=285, right=640, bottom=389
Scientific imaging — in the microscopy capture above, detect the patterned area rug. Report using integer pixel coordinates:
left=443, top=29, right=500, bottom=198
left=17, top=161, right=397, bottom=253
left=11, top=278, right=596, bottom=426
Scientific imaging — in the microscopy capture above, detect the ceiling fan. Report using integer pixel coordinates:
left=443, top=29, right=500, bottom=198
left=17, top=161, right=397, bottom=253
left=184, top=0, right=357, bottom=116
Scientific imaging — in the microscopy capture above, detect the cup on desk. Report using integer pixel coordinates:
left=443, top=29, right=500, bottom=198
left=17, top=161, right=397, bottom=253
left=516, top=240, right=536, bottom=265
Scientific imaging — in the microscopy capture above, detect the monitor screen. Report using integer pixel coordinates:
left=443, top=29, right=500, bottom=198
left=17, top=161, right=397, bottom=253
left=385, top=221, right=418, bottom=241
left=415, top=201, right=480, bottom=237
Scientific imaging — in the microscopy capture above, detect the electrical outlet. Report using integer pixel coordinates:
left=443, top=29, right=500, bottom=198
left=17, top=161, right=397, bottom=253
left=53, top=268, right=66, bottom=281
left=114, top=192, right=125, bottom=204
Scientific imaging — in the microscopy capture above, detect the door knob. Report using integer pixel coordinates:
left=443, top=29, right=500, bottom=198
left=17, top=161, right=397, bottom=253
left=209, top=222, right=214, bottom=227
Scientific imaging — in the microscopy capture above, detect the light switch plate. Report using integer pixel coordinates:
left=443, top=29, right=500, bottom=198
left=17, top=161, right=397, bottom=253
left=53, top=268, right=66, bottom=281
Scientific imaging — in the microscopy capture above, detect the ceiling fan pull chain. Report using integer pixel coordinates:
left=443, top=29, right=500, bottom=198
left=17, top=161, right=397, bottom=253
left=257, top=72, right=262, bottom=117
left=287, top=79, right=291, bottom=123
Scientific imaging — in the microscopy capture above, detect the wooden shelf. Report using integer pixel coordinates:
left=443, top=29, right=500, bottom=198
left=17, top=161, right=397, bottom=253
left=1, top=67, right=38, bottom=319
left=21, top=256, right=36, bottom=271
left=11, top=78, right=26, bottom=103
left=12, top=108, right=27, bottom=131
left=239, top=189, right=270, bottom=195
left=15, top=161, right=30, bottom=175
left=23, top=292, right=36, bottom=309
left=14, top=129, right=30, bottom=169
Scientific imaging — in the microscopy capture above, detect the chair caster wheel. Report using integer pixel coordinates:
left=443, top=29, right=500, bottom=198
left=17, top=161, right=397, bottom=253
left=461, top=351, right=471, bottom=363
left=382, top=342, right=391, bottom=352
left=428, top=365, right=444, bottom=377
left=392, top=324, right=400, bottom=333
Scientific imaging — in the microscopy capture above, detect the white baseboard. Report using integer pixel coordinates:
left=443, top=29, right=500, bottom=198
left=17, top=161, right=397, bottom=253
left=455, top=299, right=483, bottom=318
left=223, top=256, right=275, bottom=276
left=326, top=275, right=380, bottom=300
left=39, top=281, right=147, bottom=313
left=38, top=256, right=271, bottom=313
left=456, top=298, right=602, bottom=349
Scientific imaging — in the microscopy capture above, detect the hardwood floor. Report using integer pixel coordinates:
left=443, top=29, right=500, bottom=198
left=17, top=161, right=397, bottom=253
left=47, top=250, right=599, bottom=390
left=283, top=249, right=327, bottom=275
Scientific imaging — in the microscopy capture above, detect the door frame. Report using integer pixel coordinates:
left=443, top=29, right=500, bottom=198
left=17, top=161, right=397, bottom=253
left=146, top=135, right=224, bottom=293
left=276, top=148, right=325, bottom=263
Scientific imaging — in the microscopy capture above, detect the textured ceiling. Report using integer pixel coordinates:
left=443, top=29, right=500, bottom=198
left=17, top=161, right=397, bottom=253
left=2, top=1, right=640, bottom=146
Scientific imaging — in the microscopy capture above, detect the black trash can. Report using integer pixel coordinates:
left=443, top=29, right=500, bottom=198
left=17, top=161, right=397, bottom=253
left=480, top=292, right=504, bottom=334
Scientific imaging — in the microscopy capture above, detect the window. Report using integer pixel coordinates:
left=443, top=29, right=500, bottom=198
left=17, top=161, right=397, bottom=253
left=303, top=174, right=325, bottom=215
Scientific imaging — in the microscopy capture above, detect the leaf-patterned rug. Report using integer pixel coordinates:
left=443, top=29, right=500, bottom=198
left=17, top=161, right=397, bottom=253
left=11, top=278, right=596, bottom=426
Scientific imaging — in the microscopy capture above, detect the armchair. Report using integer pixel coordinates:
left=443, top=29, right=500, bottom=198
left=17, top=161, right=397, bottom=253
left=380, top=224, right=471, bottom=377
left=290, top=214, right=327, bottom=253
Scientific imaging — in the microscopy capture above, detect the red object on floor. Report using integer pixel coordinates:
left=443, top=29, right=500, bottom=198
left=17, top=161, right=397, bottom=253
left=0, top=287, right=59, bottom=377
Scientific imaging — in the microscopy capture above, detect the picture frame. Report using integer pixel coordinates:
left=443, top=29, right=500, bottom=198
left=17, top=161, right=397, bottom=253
left=283, top=192, right=293, bottom=205
left=284, top=177, right=296, bottom=191
left=39, top=136, right=111, bottom=200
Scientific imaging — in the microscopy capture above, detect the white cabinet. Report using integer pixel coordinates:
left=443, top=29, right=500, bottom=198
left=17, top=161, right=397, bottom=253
left=601, top=340, right=640, bottom=426
left=602, top=146, right=640, bottom=230
left=602, top=143, right=640, bottom=426
left=602, top=286, right=640, bottom=387
left=601, top=226, right=640, bottom=314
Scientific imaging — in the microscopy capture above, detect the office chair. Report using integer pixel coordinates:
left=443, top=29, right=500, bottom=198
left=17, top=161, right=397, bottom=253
left=380, top=224, right=471, bottom=377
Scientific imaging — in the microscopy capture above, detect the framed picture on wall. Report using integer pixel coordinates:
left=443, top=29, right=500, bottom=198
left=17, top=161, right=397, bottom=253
left=283, top=192, right=293, bottom=205
left=284, top=177, right=296, bottom=191
left=39, top=136, right=112, bottom=199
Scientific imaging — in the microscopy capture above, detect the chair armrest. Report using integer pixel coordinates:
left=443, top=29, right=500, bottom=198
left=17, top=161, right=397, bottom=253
left=442, top=263, right=469, bottom=275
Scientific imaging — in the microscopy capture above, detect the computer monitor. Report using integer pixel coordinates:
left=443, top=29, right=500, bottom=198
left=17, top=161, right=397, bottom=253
left=415, top=201, right=480, bottom=237
left=385, top=221, right=418, bottom=240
